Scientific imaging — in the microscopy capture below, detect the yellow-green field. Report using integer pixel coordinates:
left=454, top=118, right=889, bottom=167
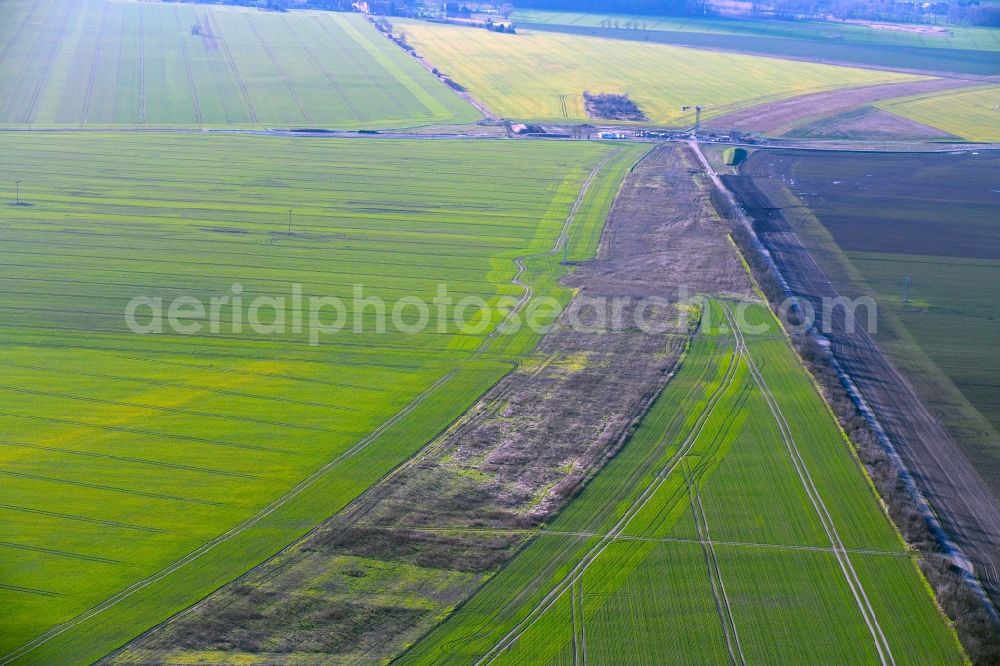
left=878, top=85, right=1000, bottom=142
left=398, top=20, right=923, bottom=124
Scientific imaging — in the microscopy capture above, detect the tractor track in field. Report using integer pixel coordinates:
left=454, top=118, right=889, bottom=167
left=723, top=303, right=895, bottom=666
left=477, top=146, right=625, bottom=355
left=209, top=13, right=258, bottom=125
left=0, top=365, right=462, bottom=665
left=0, top=470, right=226, bottom=508
left=18, top=0, right=79, bottom=125
left=81, top=0, right=111, bottom=126
left=0, top=410, right=294, bottom=455
left=0, top=359, right=367, bottom=409
left=0, top=440, right=262, bottom=480
left=0, top=503, right=166, bottom=534
left=282, top=16, right=363, bottom=122
left=0, top=0, right=40, bottom=68
left=174, top=5, right=203, bottom=124
left=137, top=3, right=145, bottom=124
left=0, top=383, right=338, bottom=433
left=474, top=332, right=742, bottom=664
left=333, top=523, right=914, bottom=556
left=316, top=15, right=411, bottom=119
left=686, top=462, right=746, bottom=665
left=110, top=12, right=127, bottom=123
left=244, top=15, right=312, bottom=124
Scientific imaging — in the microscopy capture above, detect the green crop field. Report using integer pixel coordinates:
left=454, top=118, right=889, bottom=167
left=397, top=20, right=922, bottom=125
left=0, top=0, right=478, bottom=128
left=398, top=300, right=963, bottom=664
left=509, top=10, right=1000, bottom=75
left=878, top=85, right=1000, bottom=141
left=0, top=132, right=647, bottom=663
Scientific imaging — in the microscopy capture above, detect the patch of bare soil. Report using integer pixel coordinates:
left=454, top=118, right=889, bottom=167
left=783, top=105, right=960, bottom=140
left=583, top=91, right=647, bottom=121
left=106, top=145, right=751, bottom=666
left=709, top=77, right=977, bottom=134
left=843, top=19, right=953, bottom=36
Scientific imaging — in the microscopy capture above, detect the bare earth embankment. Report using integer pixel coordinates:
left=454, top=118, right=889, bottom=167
left=108, top=144, right=751, bottom=664
left=709, top=77, right=981, bottom=134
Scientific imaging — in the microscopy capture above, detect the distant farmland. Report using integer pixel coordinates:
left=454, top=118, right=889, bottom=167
left=511, top=10, right=1000, bottom=75
left=397, top=20, right=924, bottom=125
left=741, top=149, right=1000, bottom=492
left=877, top=85, right=1000, bottom=141
left=513, top=9, right=1000, bottom=51
left=399, top=300, right=963, bottom=664
left=0, top=132, right=646, bottom=663
left=0, top=0, right=478, bottom=128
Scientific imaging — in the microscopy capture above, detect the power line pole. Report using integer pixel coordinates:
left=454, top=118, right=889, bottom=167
left=681, top=105, right=704, bottom=136
left=903, top=274, right=910, bottom=303
left=15, top=179, right=22, bottom=206
left=287, top=208, right=294, bottom=237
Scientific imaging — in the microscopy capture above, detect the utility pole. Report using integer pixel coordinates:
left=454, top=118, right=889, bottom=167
left=903, top=274, right=910, bottom=303
left=287, top=208, right=294, bottom=237
left=14, top=179, right=22, bottom=206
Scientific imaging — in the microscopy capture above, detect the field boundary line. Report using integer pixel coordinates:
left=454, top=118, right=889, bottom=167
left=723, top=303, right=895, bottom=666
